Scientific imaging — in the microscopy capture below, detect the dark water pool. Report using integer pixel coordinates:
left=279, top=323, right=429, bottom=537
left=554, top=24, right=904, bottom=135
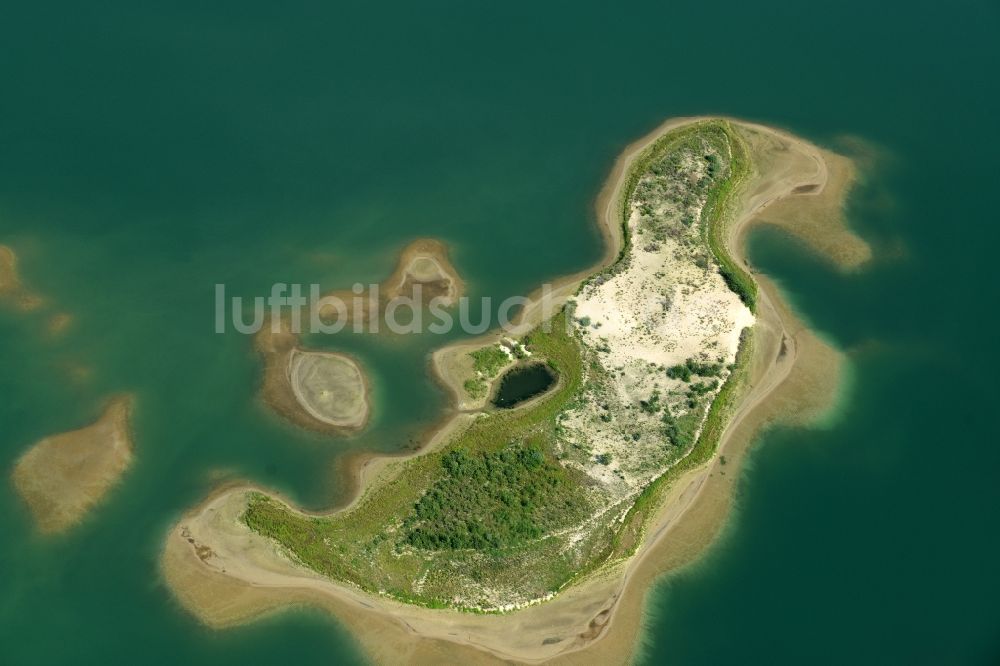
left=491, top=363, right=556, bottom=408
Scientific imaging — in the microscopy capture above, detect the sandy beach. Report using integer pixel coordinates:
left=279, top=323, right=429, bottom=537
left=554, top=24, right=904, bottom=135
left=161, top=117, right=870, bottom=663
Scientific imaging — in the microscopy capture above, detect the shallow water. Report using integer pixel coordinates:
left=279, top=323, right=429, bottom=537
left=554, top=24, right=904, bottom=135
left=1, top=1, right=998, bottom=664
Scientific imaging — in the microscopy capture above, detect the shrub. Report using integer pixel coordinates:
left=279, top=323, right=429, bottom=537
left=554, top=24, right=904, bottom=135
left=464, top=378, right=487, bottom=399
left=639, top=390, right=662, bottom=414
left=666, top=364, right=692, bottom=382
left=403, top=444, right=586, bottom=552
left=470, top=345, right=510, bottom=378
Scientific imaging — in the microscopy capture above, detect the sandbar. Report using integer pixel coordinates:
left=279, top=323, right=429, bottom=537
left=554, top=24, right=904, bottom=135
left=256, top=319, right=370, bottom=434
left=12, top=396, right=134, bottom=534
left=318, top=238, right=465, bottom=326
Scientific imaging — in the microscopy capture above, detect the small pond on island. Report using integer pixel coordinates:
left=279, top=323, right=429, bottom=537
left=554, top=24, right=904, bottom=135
left=491, top=362, right=557, bottom=408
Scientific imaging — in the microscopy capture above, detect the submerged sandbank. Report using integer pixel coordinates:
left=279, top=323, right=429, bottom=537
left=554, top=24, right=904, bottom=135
left=0, top=244, right=76, bottom=338
left=0, top=244, right=43, bottom=311
left=162, top=117, right=871, bottom=663
left=12, top=396, right=134, bottom=534
left=732, top=126, right=872, bottom=269
left=317, top=238, right=465, bottom=326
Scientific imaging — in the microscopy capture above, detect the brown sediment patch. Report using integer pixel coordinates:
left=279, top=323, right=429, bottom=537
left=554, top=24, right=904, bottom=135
left=0, top=244, right=44, bottom=311
left=427, top=118, right=714, bottom=413
left=316, top=238, right=465, bottom=326
left=160, top=117, right=872, bottom=663
left=0, top=245, right=18, bottom=293
left=1, top=245, right=74, bottom=330
left=57, top=359, right=94, bottom=384
left=733, top=124, right=872, bottom=270
left=256, top=318, right=371, bottom=435
left=385, top=238, right=465, bottom=305
left=12, top=396, right=134, bottom=534
left=46, top=312, right=74, bottom=337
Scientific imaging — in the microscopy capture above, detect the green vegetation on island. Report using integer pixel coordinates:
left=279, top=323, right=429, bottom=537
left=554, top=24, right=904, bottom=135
left=245, top=310, right=594, bottom=609
left=462, top=344, right=513, bottom=399
left=403, top=444, right=588, bottom=551
left=470, top=345, right=511, bottom=378
left=242, top=120, right=757, bottom=611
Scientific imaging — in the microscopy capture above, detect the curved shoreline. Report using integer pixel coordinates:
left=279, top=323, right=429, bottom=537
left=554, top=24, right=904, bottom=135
left=161, top=117, right=870, bottom=663
left=425, top=117, right=700, bottom=415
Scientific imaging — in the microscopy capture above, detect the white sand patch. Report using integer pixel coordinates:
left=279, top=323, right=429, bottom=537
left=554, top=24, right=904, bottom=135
left=562, top=139, right=753, bottom=492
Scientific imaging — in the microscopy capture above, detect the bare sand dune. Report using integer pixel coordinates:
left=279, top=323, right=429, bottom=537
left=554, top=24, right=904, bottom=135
left=0, top=245, right=17, bottom=293
left=12, top=396, right=134, bottom=534
left=162, top=118, right=871, bottom=663
left=46, top=312, right=74, bottom=337
left=258, top=238, right=461, bottom=429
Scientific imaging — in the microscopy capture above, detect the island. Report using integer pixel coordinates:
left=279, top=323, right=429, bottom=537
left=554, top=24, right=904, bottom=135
left=385, top=238, right=465, bottom=306
left=162, top=118, right=870, bottom=663
left=12, top=396, right=134, bottom=534
left=258, top=238, right=464, bottom=432
left=257, top=319, right=370, bottom=434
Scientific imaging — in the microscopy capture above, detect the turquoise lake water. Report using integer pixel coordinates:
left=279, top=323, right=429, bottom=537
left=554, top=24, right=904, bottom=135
left=1, top=1, right=998, bottom=664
